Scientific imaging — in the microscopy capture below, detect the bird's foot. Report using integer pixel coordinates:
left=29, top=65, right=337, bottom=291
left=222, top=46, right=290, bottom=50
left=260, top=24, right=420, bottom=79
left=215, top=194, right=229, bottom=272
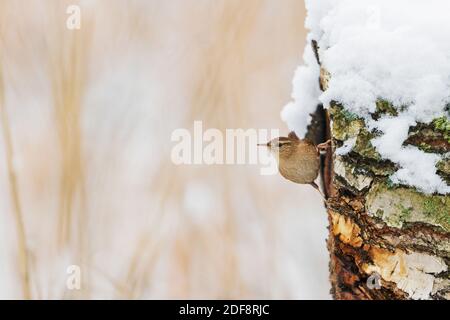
left=317, top=139, right=331, bottom=153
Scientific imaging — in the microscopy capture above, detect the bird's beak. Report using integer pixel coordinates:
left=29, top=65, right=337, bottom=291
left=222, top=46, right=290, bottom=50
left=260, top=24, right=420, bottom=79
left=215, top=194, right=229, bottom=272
left=257, top=143, right=269, bottom=147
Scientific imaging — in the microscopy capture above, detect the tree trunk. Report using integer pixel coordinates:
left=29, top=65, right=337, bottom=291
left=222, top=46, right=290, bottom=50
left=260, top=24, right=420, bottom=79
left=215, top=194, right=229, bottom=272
left=312, top=43, right=450, bottom=300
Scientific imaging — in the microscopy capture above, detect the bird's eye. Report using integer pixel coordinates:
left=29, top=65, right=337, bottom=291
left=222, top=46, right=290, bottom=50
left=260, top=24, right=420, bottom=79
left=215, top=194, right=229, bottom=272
left=278, top=143, right=283, bottom=148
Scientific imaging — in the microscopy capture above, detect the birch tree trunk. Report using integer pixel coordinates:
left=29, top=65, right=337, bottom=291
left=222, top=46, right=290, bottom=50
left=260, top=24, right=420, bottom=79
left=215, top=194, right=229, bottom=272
left=311, top=42, right=450, bottom=300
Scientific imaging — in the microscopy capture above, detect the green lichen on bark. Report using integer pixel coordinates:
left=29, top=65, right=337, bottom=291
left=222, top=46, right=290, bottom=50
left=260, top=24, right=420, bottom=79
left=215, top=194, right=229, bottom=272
left=437, top=159, right=450, bottom=185
left=373, top=100, right=398, bottom=119
left=423, top=197, right=450, bottom=230
left=334, top=156, right=373, bottom=192
left=406, top=122, right=450, bottom=154
left=322, top=69, right=450, bottom=300
left=330, top=104, right=364, bottom=141
left=437, top=159, right=450, bottom=175
left=331, top=101, right=450, bottom=185
left=353, top=130, right=381, bottom=160
left=366, top=182, right=450, bottom=232
left=330, top=104, right=381, bottom=160
left=433, top=117, right=450, bottom=143
left=339, top=154, right=396, bottom=179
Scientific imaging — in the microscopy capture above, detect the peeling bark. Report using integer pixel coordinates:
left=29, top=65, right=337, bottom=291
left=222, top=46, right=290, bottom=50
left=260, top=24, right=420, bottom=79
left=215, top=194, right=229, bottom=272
left=312, top=42, right=450, bottom=300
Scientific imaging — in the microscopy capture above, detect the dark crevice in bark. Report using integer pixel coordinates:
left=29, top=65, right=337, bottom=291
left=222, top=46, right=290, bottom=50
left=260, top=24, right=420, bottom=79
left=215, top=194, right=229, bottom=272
left=306, top=103, right=332, bottom=198
left=405, top=123, right=450, bottom=154
left=340, top=152, right=397, bottom=177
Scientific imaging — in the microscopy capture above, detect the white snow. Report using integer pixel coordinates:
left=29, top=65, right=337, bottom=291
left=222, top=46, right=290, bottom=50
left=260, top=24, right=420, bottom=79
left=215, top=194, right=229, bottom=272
left=336, top=137, right=357, bottom=156
left=280, top=43, right=321, bottom=138
left=283, top=0, right=450, bottom=194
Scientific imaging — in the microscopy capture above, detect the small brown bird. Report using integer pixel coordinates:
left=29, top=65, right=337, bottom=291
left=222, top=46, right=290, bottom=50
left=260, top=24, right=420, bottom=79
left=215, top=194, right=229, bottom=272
left=259, top=131, right=330, bottom=197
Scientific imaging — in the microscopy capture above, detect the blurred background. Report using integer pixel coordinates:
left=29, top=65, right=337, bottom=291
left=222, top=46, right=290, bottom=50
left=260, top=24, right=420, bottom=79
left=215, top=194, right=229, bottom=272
left=0, top=0, right=329, bottom=299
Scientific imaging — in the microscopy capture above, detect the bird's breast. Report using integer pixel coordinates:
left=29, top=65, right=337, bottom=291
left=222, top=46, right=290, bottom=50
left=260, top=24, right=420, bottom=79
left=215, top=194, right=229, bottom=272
left=279, top=146, right=320, bottom=184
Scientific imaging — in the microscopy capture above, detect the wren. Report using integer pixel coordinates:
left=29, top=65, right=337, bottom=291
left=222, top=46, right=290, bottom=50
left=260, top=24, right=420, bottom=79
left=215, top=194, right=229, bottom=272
left=259, top=131, right=330, bottom=197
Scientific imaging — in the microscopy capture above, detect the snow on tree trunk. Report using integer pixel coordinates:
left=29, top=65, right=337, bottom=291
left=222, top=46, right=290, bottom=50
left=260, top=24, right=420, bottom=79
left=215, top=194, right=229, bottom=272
left=320, top=65, right=449, bottom=300
left=283, top=1, right=450, bottom=300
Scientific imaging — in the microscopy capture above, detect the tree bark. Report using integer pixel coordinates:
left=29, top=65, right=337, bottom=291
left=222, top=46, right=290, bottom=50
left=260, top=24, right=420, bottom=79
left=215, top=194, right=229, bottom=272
left=312, top=42, right=450, bottom=300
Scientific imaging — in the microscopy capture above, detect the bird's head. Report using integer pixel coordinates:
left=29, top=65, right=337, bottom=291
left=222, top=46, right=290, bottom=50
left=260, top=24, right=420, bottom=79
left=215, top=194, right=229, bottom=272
left=258, top=132, right=299, bottom=159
